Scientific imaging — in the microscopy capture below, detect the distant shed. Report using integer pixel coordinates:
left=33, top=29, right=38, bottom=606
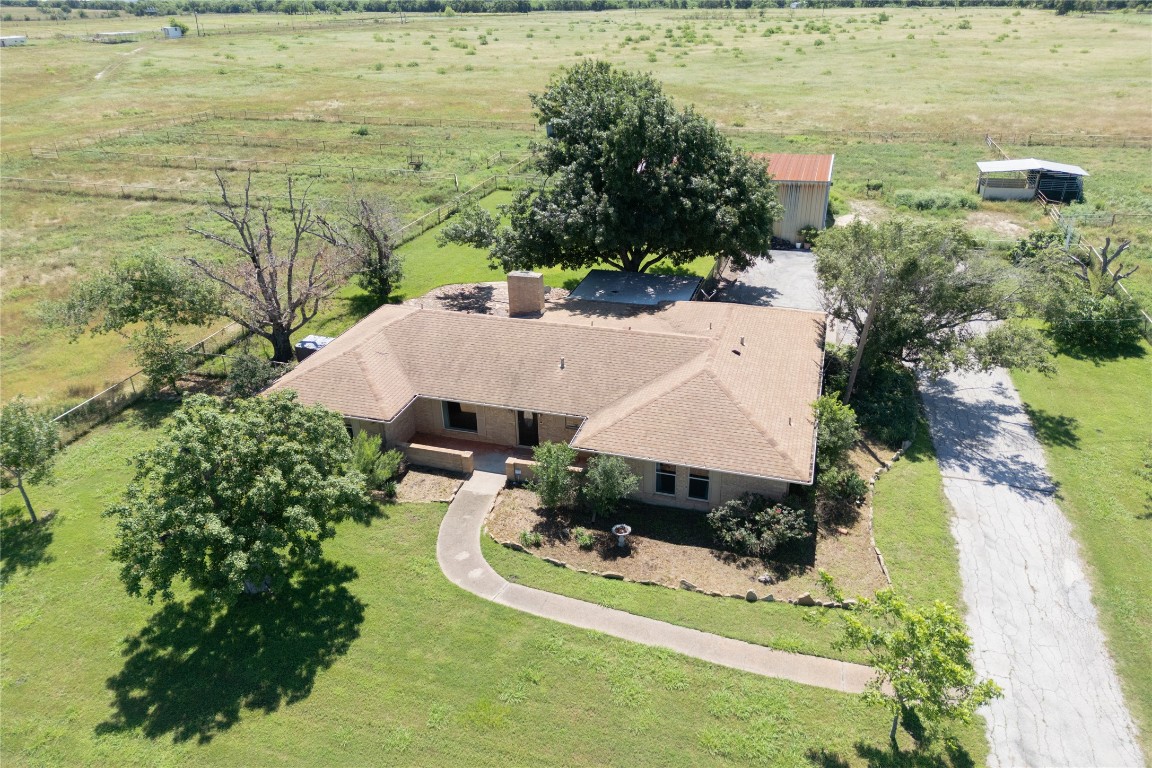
left=752, top=153, right=835, bottom=243
left=160, top=26, right=183, bottom=38
left=0, top=35, right=27, bottom=47
left=976, top=158, right=1088, bottom=204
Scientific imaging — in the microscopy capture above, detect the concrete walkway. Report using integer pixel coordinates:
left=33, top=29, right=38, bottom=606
left=437, top=470, right=876, bottom=695
left=921, top=367, right=1143, bottom=767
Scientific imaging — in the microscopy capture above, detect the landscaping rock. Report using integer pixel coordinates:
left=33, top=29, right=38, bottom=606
left=679, top=579, right=697, bottom=591
left=542, top=557, right=566, bottom=567
left=757, top=573, right=775, bottom=585
left=707, top=590, right=722, bottom=597
left=822, top=601, right=840, bottom=608
left=762, top=594, right=775, bottom=602
left=576, top=568, right=589, bottom=574
left=602, top=572, right=624, bottom=580
left=746, top=590, right=758, bottom=603
left=795, top=592, right=818, bottom=607
left=729, top=593, right=745, bottom=600
left=842, top=599, right=858, bottom=610
left=504, top=541, right=527, bottom=553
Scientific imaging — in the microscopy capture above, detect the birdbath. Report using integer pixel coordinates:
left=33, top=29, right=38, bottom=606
left=612, top=524, right=632, bottom=548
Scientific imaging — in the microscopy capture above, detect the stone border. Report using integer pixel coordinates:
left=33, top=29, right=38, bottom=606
left=490, top=531, right=861, bottom=610
left=863, top=438, right=914, bottom=586
left=487, top=440, right=914, bottom=612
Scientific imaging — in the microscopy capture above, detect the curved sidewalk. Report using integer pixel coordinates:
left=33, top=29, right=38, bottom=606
left=436, top=470, right=875, bottom=695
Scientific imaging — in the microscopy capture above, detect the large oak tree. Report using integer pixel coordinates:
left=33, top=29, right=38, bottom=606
left=443, top=60, right=780, bottom=274
left=106, top=392, right=374, bottom=604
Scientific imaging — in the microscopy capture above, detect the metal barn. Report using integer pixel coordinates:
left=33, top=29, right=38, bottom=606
left=976, top=158, right=1088, bottom=204
left=752, top=153, right=836, bottom=243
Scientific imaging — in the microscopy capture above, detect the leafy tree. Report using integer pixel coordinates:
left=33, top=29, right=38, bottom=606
left=707, top=493, right=810, bottom=558
left=441, top=60, right=780, bottom=274
left=167, top=16, right=189, bottom=34
left=582, top=455, right=638, bottom=521
left=105, top=392, right=374, bottom=603
left=1069, top=237, right=1139, bottom=296
left=1008, top=228, right=1064, bottom=266
left=821, top=574, right=1002, bottom=744
left=130, top=323, right=192, bottom=396
left=1045, top=288, right=1145, bottom=354
left=0, top=398, right=62, bottom=524
left=813, top=394, right=860, bottom=472
left=226, top=353, right=283, bottom=400
left=529, top=441, right=578, bottom=511
left=347, top=198, right=404, bottom=305
left=184, top=174, right=363, bottom=363
left=39, top=251, right=220, bottom=340
left=815, top=218, right=1053, bottom=396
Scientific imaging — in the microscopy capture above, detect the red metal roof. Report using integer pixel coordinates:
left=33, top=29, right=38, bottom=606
left=751, top=153, right=835, bottom=183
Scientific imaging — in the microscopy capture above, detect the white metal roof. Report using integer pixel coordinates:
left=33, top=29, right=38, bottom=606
left=977, top=158, right=1089, bottom=176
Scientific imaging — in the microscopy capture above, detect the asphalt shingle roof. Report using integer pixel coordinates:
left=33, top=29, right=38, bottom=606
left=270, top=301, right=825, bottom=483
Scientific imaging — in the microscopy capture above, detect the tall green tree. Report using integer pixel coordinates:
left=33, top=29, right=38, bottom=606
left=815, top=218, right=1052, bottom=396
left=822, top=574, right=1002, bottom=744
left=0, top=398, right=62, bottom=524
left=105, top=392, right=374, bottom=603
left=442, top=60, right=780, bottom=274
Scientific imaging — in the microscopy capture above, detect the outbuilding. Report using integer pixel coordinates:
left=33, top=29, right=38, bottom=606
left=752, top=153, right=835, bottom=244
left=976, top=158, right=1088, bottom=203
left=0, top=35, right=28, bottom=47
left=160, top=26, right=183, bottom=39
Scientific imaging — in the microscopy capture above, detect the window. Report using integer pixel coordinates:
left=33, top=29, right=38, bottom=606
left=655, top=463, right=677, bottom=496
left=564, top=416, right=582, bottom=431
left=688, top=469, right=710, bottom=501
left=442, top=401, right=478, bottom=432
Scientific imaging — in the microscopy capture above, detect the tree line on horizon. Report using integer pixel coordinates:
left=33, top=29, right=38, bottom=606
left=3, top=0, right=1143, bottom=19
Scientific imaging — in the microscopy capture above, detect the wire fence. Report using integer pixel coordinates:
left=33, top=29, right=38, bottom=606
left=37, top=148, right=468, bottom=187
left=51, top=322, right=246, bottom=445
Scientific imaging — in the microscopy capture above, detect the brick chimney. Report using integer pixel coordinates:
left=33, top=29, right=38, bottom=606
left=507, top=271, right=545, bottom=317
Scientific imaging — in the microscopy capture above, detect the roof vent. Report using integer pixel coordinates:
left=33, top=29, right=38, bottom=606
left=560, top=357, right=566, bottom=370
left=740, top=336, right=746, bottom=346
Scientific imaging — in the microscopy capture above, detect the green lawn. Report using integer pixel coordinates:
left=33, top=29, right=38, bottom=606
left=1, top=404, right=988, bottom=766
left=870, top=419, right=964, bottom=610
left=1012, top=345, right=1152, bottom=759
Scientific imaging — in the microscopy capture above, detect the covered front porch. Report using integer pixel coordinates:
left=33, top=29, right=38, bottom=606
left=397, top=431, right=586, bottom=484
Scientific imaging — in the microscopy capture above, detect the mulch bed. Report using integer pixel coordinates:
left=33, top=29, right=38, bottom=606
left=394, top=468, right=464, bottom=504
left=485, top=440, right=894, bottom=601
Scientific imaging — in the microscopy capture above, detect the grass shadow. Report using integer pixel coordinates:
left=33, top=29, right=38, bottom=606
left=126, top=399, right=181, bottom=431
left=0, top=503, right=56, bottom=583
left=1021, top=404, right=1080, bottom=449
left=96, top=559, right=364, bottom=744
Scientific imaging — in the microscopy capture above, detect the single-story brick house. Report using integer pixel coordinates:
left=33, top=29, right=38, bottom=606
left=269, top=287, right=826, bottom=511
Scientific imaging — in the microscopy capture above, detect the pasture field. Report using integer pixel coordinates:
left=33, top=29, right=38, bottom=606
left=2, top=6, right=1149, bottom=408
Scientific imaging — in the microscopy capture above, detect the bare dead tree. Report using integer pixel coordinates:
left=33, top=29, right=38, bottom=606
left=1069, top=237, right=1139, bottom=295
left=185, top=173, right=358, bottom=363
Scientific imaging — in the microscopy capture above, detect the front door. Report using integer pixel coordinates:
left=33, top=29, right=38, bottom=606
left=517, top=411, right=539, bottom=447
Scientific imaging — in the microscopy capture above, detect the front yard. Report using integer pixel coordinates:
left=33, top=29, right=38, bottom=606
left=0, top=403, right=988, bottom=767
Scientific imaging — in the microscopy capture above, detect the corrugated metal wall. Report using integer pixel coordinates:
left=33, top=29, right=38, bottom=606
left=773, top=181, right=831, bottom=242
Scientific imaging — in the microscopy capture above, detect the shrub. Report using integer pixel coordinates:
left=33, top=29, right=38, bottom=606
left=707, top=493, right=810, bottom=558
left=1009, top=229, right=1063, bottom=265
left=892, top=189, right=979, bottom=211
left=226, top=353, right=281, bottom=399
left=519, top=530, right=543, bottom=548
left=582, top=455, right=638, bottom=521
left=572, top=527, right=596, bottom=549
left=1046, top=288, right=1145, bottom=354
left=852, top=362, right=919, bottom=448
left=130, top=325, right=189, bottom=397
left=351, top=432, right=405, bottom=495
left=530, top=441, right=578, bottom=511
left=815, top=464, right=869, bottom=525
